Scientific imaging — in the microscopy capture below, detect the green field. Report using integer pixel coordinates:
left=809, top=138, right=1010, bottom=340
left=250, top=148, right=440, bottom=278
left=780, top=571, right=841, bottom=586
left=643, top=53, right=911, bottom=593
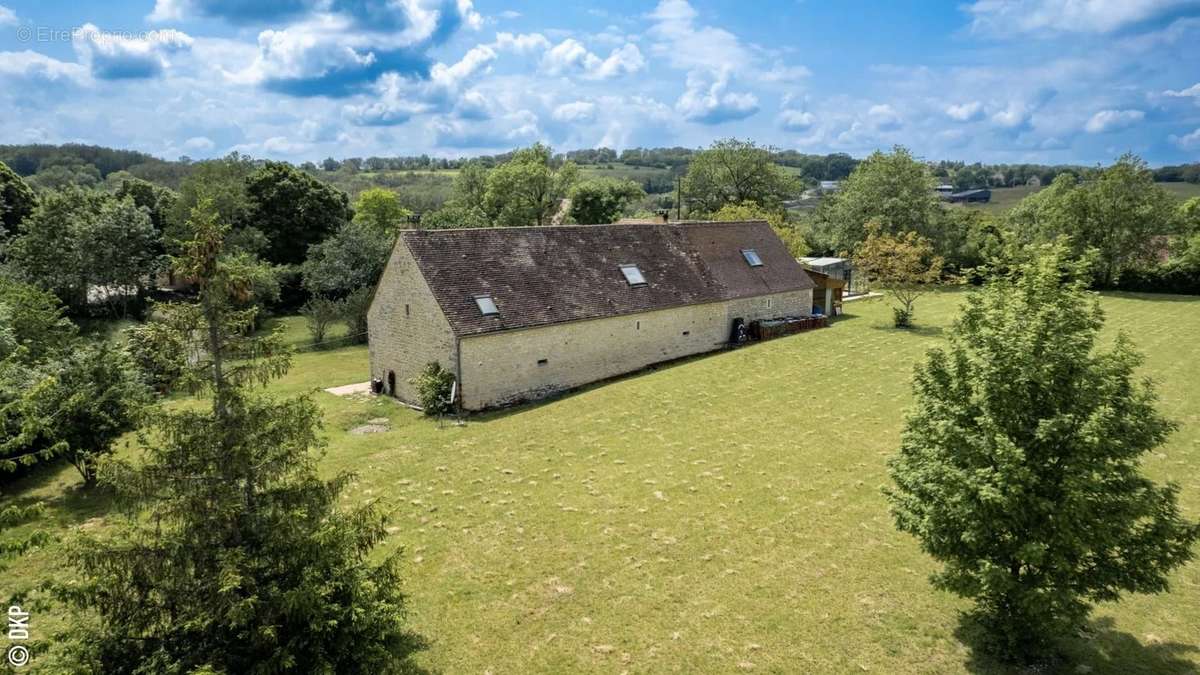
left=4, top=290, right=1200, bottom=673
left=952, top=182, right=1200, bottom=215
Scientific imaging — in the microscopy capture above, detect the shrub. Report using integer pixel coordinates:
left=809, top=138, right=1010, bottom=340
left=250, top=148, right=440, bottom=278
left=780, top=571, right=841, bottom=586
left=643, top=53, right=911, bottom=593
left=125, top=318, right=187, bottom=392
left=340, top=286, right=373, bottom=344
left=411, top=362, right=455, bottom=415
left=892, top=306, right=912, bottom=328
left=301, top=296, right=341, bottom=345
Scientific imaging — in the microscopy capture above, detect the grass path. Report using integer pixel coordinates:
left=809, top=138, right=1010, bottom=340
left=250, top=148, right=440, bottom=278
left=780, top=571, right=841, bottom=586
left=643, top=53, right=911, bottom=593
left=4, top=290, right=1199, bottom=673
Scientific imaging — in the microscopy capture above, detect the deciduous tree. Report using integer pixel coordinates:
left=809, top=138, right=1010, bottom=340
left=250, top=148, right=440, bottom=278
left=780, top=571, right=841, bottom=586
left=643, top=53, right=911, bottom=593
left=852, top=223, right=944, bottom=327
left=0, top=160, right=36, bottom=237
left=245, top=161, right=354, bottom=265
left=483, top=143, right=578, bottom=227
left=888, top=244, right=1200, bottom=661
left=420, top=204, right=489, bottom=229
left=810, top=146, right=941, bottom=255
left=354, top=187, right=411, bottom=237
left=681, top=139, right=802, bottom=217
left=568, top=178, right=644, bottom=224
left=301, top=222, right=392, bottom=298
left=1007, top=154, right=1178, bottom=286
left=452, top=161, right=489, bottom=209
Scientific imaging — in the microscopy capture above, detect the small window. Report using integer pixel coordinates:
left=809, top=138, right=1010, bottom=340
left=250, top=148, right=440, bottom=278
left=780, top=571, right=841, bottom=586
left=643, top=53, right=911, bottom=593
left=766, top=298, right=772, bottom=309
left=636, top=320, right=641, bottom=330
left=404, top=304, right=410, bottom=317
left=474, top=295, right=498, bottom=316
left=619, top=264, right=647, bottom=286
left=682, top=330, right=690, bottom=336
left=741, top=249, right=763, bottom=267
left=537, top=358, right=548, bottom=366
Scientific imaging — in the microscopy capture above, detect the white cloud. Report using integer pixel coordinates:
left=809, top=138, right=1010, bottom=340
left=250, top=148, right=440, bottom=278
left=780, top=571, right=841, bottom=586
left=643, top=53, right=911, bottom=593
left=0, top=50, right=89, bottom=85
left=73, top=23, right=193, bottom=80
left=945, top=101, right=984, bottom=122
left=1084, top=108, right=1145, bottom=133
left=431, top=44, right=496, bottom=90
left=1170, top=127, right=1200, bottom=149
left=1164, top=82, right=1200, bottom=101
left=647, top=0, right=752, bottom=72
left=867, top=103, right=901, bottom=131
left=965, top=0, right=1195, bottom=36
left=263, top=135, right=306, bottom=154
left=0, top=5, right=17, bottom=26
left=779, top=109, right=815, bottom=132
left=453, top=89, right=491, bottom=120
left=495, top=32, right=551, bottom=53
left=541, top=39, right=644, bottom=80
left=760, top=62, right=812, bottom=83
left=498, top=10, right=522, bottom=19
left=991, top=101, right=1033, bottom=130
left=552, top=100, right=596, bottom=122
left=430, top=109, right=540, bottom=149
left=343, top=45, right=497, bottom=126
left=675, top=68, right=758, bottom=124
left=147, top=0, right=186, bottom=22
left=183, top=135, right=215, bottom=151
left=228, top=1, right=481, bottom=96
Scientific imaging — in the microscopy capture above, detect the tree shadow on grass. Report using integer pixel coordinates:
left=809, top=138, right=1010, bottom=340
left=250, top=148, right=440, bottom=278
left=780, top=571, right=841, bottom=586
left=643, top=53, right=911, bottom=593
left=954, top=614, right=1198, bottom=675
left=870, top=324, right=945, bottom=338
left=0, top=461, right=118, bottom=538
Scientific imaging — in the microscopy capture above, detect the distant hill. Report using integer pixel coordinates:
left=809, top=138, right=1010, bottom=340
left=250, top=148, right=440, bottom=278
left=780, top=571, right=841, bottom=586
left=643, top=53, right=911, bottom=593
left=0, top=143, right=162, bottom=178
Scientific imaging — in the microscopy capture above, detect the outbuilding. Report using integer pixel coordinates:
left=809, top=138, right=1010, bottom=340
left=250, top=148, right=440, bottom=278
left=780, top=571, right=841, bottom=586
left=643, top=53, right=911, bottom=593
left=367, top=220, right=816, bottom=410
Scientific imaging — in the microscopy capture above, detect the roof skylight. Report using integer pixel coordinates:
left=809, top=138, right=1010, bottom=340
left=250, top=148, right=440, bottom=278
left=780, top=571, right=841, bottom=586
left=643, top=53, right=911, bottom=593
left=741, top=249, right=763, bottom=267
left=619, top=264, right=647, bottom=286
left=474, top=294, right=499, bottom=315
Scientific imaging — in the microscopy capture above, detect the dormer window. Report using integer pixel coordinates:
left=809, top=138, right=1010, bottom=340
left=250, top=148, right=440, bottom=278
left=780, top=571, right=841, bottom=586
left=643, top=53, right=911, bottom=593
left=474, top=294, right=499, bottom=316
left=741, top=249, right=763, bottom=267
left=619, top=264, right=647, bottom=286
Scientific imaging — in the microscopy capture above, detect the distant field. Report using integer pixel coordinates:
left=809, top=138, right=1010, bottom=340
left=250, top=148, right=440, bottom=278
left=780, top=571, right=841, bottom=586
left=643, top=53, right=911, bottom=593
left=1160, top=182, right=1200, bottom=201
left=5, top=290, right=1199, bottom=673
left=578, top=163, right=676, bottom=192
left=953, top=182, right=1200, bottom=215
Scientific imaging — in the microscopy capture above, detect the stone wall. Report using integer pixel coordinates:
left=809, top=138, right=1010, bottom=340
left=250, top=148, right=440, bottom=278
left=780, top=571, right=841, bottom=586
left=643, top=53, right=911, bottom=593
left=458, top=289, right=812, bottom=410
left=367, top=242, right=457, bottom=406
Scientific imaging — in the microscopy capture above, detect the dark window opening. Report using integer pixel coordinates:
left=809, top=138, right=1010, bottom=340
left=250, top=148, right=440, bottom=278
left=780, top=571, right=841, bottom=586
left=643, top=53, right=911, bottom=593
left=636, top=320, right=641, bottom=330
left=387, top=370, right=396, bottom=395
left=682, top=330, right=690, bottom=336
left=537, top=358, right=548, bottom=366
left=405, top=304, right=410, bottom=317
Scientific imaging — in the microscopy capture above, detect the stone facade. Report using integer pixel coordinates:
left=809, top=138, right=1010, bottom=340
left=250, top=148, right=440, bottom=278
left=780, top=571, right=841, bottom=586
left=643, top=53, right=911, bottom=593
left=457, top=288, right=811, bottom=410
left=368, top=221, right=817, bottom=411
left=367, top=241, right=456, bottom=404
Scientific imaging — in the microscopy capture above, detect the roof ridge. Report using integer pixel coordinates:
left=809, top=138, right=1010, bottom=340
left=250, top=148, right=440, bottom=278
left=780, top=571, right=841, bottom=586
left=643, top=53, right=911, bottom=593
left=399, top=220, right=771, bottom=235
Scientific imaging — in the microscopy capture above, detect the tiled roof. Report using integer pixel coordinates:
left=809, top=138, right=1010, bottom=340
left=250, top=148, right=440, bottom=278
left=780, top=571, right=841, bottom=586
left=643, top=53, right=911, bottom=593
left=399, top=221, right=814, bottom=337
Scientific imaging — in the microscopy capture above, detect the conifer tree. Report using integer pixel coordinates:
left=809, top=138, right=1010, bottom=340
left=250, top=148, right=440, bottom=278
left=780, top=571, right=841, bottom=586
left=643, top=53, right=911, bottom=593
left=59, top=200, right=422, bottom=673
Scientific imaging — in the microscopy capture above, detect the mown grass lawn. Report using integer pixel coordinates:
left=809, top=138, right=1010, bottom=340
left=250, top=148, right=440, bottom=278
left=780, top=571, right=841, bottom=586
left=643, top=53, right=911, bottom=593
left=4, top=290, right=1199, bottom=673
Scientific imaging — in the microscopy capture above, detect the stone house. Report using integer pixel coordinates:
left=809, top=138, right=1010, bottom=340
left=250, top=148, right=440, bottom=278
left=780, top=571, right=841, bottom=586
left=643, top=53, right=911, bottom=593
left=367, top=220, right=815, bottom=410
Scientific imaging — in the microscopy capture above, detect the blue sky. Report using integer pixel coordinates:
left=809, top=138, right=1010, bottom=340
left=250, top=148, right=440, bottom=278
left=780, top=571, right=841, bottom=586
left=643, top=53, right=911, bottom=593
left=1, top=0, right=1199, bottom=165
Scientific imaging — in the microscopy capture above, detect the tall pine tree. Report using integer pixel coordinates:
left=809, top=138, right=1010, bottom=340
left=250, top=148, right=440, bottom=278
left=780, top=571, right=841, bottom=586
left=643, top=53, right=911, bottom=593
left=58, top=200, right=422, bottom=673
left=888, top=243, right=1199, bottom=661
